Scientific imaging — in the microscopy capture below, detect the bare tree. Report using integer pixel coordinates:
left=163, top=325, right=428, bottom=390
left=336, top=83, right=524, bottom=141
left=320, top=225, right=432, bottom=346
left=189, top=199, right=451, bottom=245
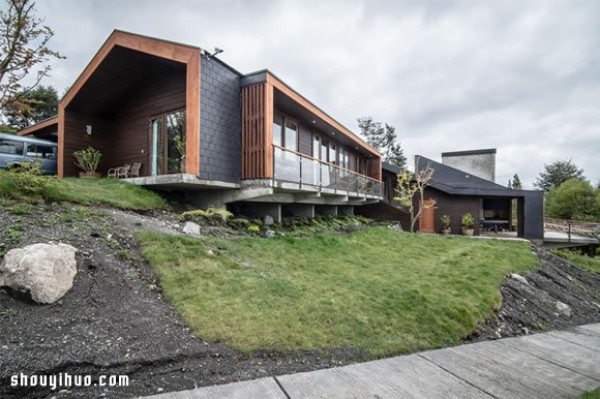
left=0, top=0, right=64, bottom=110
left=394, top=157, right=435, bottom=232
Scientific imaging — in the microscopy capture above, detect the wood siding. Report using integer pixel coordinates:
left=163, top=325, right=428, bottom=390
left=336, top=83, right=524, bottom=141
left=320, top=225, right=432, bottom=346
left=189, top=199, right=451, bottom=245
left=421, top=187, right=480, bottom=235
left=58, top=30, right=200, bottom=177
left=241, top=83, right=274, bottom=179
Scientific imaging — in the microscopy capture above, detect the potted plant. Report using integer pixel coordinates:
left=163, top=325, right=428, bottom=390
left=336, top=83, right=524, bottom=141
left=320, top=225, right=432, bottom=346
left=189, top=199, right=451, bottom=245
left=440, top=214, right=451, bottom=235
left=73, top=147, right=102, bottom=178
left=461, top=212, right=475, bottom=236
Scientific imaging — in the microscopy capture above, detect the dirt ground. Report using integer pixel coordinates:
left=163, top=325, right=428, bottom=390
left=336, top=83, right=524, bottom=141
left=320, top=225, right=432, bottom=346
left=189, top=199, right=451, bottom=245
left=0, top=203, right=599, bottom=398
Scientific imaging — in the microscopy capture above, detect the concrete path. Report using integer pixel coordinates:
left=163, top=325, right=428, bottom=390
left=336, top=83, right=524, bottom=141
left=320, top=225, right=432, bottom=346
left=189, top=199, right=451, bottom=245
left=146, top=323, right=600, bottom=399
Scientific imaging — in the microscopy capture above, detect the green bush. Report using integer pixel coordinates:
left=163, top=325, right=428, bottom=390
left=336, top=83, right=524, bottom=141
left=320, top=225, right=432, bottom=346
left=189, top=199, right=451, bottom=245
left=461, top=213, right=475, bottom=228
left=182, top=208, right=234, bottom=225
left=546, top=179, right=598, bottom=221
left=73, top=147, right=102, bottom=173
left=227, top=217, right=250, bottom=230
left=440, top=214, right=451, bottom=229
left=5, top=162, right=49, bottom=197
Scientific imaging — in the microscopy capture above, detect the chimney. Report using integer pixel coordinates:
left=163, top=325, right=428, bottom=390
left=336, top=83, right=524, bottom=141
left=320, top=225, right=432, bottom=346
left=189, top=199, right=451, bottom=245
left=441, top=149, right=496, bottom=182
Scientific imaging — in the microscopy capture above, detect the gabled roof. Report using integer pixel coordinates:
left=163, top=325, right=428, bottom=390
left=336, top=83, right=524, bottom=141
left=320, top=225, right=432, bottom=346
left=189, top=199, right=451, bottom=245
left=416, top=155, right=537, bottom=197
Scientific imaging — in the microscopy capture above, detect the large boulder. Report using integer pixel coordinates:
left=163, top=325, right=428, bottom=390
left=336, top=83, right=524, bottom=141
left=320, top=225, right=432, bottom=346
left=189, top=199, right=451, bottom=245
left=0, top=243, right=77, bottom=304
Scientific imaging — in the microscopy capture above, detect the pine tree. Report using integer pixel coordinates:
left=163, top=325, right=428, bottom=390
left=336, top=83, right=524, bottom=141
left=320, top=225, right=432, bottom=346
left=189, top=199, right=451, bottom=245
left=512, top=174, right=522, bottom=190
left=357, top=117, right=407, bottom=169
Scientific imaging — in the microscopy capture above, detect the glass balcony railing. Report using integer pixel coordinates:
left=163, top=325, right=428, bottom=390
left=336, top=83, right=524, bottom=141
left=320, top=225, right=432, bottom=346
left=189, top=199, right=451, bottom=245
left=273, top=146, right=383, bottom=197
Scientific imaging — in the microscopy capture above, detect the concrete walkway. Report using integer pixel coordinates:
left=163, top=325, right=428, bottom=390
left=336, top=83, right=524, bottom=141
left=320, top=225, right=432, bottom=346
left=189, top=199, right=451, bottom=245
left=146, top=323, right=600, bottom=399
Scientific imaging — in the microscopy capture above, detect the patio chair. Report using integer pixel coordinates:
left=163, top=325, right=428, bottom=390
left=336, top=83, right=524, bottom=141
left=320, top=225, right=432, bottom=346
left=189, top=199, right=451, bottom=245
left=128, top=162, right=141, bottom=178
left=116, top=164, right=131, bottom=179
left=107, top=166, right=120, bottom=178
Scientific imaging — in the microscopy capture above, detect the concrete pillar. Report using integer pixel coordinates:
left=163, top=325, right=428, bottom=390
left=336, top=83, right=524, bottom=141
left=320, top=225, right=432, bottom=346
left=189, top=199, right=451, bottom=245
left=338, top=206, right=354, bottom=216
left=315, top=205, right=337, bottom=217
left=235, top=202, right=282, bottom=223
left=283, top=204, right=315, bottom=218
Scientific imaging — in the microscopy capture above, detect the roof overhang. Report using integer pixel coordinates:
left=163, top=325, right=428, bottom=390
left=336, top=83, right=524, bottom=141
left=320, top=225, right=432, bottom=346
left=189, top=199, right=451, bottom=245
left=17, top=116, right=58, bottom=136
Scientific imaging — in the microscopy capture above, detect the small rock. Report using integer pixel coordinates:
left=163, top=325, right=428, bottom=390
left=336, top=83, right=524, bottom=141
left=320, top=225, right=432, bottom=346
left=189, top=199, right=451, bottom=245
left=389, top=223, right=403, bottom=232
left=263, top=215, right=274, bottom=226
left=206, top=249, right=215, bottom=256
left=182, top=221, right=201, bottom=236
left=522, top=327, right=529, bottom=335
left=157, top=387, right=164, bottom=393
left=555, top=301, right=572, bottom=318
left=263, top=229, right=275, bottom=238
left=510, top=273, right=529, bottom=285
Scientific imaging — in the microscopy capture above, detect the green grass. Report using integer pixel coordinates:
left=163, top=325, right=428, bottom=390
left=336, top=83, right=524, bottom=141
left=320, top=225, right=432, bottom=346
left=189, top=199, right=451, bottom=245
left=552, top=249, right=600, bottom=273
left=0, top=170, right=165, bottom=210
left=580, top=388, right=600, bottom=399
left=138, top=227, right=537, bottom=357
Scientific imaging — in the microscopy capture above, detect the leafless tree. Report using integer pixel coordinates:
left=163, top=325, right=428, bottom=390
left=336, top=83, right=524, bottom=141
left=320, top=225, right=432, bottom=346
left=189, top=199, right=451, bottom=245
left=394, top=156, right=435, bottom=232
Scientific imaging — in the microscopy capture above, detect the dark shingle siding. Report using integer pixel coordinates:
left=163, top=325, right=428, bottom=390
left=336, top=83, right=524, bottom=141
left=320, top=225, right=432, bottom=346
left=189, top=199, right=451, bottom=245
left=200, top=56, right=241, bottom=183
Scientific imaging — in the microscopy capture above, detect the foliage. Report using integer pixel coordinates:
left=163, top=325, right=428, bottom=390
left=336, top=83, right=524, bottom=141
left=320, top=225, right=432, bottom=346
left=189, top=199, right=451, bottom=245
left=0, top=170, right=166, bottom=210
left=73, top=147, right=102, bottom=173
left=508, top=173, right=522, bottom=190
left=0, top=123, right=17, bottom=134
left=461, top=213, right=475, bottom=228
left=545, top=178, right=598, bottom=221
left=5, top=160, right=48, bottom=196
left=534, top=159, right=585, bottom=191
left=440, top=214, right=451, bottom=230
left=0, top=0, right=64, bottom=110
left=394, top=157, right=434, bottom=232
left=182, top=208, right=233, bottom=225
left=552, top=249, right=600, bottom=274
left=357, top=116, right=406, bottom=169
left=138, top=227, right=536, bottom=356
left=2, top=85, right=58, bottom=129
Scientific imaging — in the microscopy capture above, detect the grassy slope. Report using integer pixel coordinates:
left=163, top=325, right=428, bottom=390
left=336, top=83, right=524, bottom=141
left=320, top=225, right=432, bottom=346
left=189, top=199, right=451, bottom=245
left=0, top=170, right=165, bottom=210
left=552, top=249, right=600, bottom=273
left=139, top=227, right=537, bottom=357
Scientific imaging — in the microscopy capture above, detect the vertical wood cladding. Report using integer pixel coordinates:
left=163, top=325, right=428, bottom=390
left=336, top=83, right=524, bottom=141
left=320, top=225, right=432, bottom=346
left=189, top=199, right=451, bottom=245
left=242, top=83, right=273, bottom=179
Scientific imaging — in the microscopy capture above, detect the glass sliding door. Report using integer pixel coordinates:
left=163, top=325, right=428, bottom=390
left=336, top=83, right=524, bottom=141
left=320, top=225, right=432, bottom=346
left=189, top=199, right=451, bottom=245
left=149, top=109, right=186, bottom=176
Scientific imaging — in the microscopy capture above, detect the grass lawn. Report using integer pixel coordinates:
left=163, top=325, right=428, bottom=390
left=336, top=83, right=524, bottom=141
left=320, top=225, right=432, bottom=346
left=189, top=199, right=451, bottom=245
left=139, top=227, right=537, bottom=357
left=552, top=249, right=600, bottom=274
left=0, top=170, right=165, bottom=210
left=581, top=388, right=600, bottom=399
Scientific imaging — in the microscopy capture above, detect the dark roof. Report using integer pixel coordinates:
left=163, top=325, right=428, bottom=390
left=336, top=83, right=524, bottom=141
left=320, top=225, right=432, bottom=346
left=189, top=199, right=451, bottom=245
left=441, top=148, right=496, bottom=157
left=416, top=155, right=537, bottom=197
left=382, top=162, right=402, bottom=174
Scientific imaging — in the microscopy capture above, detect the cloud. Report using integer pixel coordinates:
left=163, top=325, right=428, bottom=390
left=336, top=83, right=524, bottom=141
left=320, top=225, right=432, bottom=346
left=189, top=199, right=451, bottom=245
left=21, top=0, right=600, bottom=188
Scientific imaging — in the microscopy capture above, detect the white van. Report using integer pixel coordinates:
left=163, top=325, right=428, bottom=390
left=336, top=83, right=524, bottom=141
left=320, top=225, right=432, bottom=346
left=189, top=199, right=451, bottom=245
left=0, top=132, right=58, bottom=175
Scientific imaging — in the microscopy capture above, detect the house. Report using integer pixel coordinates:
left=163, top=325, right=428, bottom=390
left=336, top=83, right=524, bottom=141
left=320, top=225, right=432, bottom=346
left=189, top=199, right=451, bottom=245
left=415, top=151, right=544, bottom=240
left=19, top=30, right=383, bottom=222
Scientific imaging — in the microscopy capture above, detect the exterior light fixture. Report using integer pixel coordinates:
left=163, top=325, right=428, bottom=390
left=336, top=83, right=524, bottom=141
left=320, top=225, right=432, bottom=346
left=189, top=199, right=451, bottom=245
left=86, top=125, right=92, bottom=135
left=205, top=47, right=224, bottom=59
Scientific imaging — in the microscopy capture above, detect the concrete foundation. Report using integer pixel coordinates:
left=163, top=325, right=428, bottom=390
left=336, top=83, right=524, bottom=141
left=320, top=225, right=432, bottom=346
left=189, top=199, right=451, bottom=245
left=283, top=204, right=315, bottom=218
left=315, top=205, right=337, bottom=217
left=231, top=202, right=282, bottom=223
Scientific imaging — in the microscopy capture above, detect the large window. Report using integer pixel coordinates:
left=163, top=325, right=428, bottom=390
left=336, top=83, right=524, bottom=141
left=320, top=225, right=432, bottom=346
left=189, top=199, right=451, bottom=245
left=329, top=143, right=337, bottom=165
left=273, top=114, right=283, bottom=147
left=150, top=109, right=185, bottom=176
left=273, top=114, right=298, bottom=151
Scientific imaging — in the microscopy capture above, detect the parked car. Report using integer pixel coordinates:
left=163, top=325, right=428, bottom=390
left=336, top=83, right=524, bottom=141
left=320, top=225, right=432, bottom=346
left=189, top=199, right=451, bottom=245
left=0, top=132, right=58, bottom=175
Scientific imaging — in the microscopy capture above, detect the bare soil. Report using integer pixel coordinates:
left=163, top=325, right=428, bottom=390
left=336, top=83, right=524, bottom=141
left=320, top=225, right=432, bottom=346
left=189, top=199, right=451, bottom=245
left=0, top=203, right=599, bottom=398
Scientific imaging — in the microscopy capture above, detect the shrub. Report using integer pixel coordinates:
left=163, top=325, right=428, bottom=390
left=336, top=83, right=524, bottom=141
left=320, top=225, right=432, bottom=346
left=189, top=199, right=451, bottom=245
left=227, top=217, right=250, bottom=230
left=440, top=214, right=451, bottom=229
left=182, top=208, right=234, bottom=225
left=73, top=147, right=102, bottom=173
left=6, top=162, right=49, bottom=197
left=461, top=213, right=475, bottom=228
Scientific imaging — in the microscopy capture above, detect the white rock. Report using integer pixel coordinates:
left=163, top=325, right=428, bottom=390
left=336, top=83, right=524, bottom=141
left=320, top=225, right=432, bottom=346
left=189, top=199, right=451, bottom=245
left=263, top=215, right=274, bottom=226
left=555, top=301, right=572, bottom=318
left=182, top=221, right=201, bottom=236
left=0, top=243, right=77, bottom=304
left=263, top=229, right=276, bottom=238
left=510, top=273, right=529, bottom=285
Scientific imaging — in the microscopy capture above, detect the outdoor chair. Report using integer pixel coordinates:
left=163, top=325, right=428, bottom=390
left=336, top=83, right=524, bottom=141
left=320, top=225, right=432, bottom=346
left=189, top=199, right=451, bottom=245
left=116, top=164, right=132, bottom=179
left=128, top=162, right=141, bottom=178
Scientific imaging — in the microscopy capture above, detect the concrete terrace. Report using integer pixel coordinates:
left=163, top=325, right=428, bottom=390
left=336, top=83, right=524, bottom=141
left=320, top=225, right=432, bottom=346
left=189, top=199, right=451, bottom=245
left=146, top=323, right=600, bottom=399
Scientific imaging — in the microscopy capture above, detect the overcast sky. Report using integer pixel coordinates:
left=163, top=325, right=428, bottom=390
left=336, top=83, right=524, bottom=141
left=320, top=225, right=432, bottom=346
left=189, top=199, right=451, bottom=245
left=22, top=0, right=600, bottom=188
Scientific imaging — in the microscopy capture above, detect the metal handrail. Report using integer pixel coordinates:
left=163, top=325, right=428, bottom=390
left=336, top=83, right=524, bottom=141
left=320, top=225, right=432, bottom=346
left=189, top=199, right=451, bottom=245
left=273, top=145, right=383, bottom=196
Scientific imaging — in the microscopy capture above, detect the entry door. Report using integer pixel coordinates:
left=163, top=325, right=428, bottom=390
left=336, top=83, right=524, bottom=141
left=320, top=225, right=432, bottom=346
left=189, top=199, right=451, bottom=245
left=149, top=110, right=186, bottom=176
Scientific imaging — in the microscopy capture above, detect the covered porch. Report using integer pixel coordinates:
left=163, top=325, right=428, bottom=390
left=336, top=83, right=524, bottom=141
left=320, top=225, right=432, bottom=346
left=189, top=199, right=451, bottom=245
left=57, top=31, right=200, bottom=178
